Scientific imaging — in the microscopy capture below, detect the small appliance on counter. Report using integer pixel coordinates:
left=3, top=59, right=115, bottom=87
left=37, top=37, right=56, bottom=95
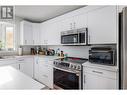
left=31, top=48, right=36, bottom=55
left=45, top=49, right=55, bottom=56
left=89, top=46, right=116, bottom=66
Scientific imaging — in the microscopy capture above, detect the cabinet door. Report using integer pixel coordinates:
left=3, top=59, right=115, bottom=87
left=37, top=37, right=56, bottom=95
left=61, top=17, right=74, bottom=31
left=88, top=6, right=117, bottom=44
left=46, top=22, right=61, bottom=45
left=33, top=23, right=41, bottom=45
left=83, top=72, right=117, bottom=89
left=40, top=22, right=48, bottom=45
left=19, top=58, right=34, bottom=78
left=74, top=13, right=88, bottom=29
left=20, top=21, right=33, bottom=45
left=10, top=63, right=19, bottom=70
left=38, top=60, right=53, bottom=88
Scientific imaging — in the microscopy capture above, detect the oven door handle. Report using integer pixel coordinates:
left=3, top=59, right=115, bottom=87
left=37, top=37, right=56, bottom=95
left=53, top=66, right=80, bottom=74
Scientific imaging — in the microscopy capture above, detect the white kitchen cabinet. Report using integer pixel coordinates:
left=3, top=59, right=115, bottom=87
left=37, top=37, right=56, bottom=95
left=83, top=66, right=118, bottom=89
left=17, top=57, right=34, bottom=78
left=74, top=13, right=88, bottom=29
left=88, top=6, right=117, bottom=44
left=10, top=63, right=19, bottom=70
left=32, top=23, right=41, bottom=45
left=20, top=21, right=33, bottom=45
left=61, top=13, right=87, bottom=31
left=41, top=21, right=61, bottom=45
left=40, top=23, right=46, bottom=45
left=38, top=60, right=53, bottom=88
left=34, top=56, right=39, bottom=80
left=61, top=17, right=74, bottom=31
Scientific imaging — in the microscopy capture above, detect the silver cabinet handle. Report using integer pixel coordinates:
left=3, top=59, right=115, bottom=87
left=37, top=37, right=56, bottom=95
left=70, top=23, right=72, bottom=30
left=19, top=64, right=20, bottom=70
left=92, top=70, right=103, bottom=74
left=36, top=59, right=38, bottom=64
left=18, top=59, right=24, bottom=61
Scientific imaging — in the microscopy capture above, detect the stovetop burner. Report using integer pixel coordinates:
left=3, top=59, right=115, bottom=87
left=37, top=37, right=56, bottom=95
left=55, top=57, right=88, bottom=64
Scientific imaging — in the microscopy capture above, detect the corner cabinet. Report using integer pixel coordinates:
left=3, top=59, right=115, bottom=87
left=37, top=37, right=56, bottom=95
left=20, top=21, right=41, bottom=45
left=88, top=6, right=117, bottom=44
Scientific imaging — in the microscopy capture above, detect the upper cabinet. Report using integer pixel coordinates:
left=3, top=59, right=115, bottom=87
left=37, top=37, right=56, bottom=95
left=40, top=21, right=61, bottom=45
left=32, top=23, right=41, bottom=45
left=20, top=6, right=118, bottom=46
left=88, top=6, right=117, bottom=44
left=20, top=21, right=41, bottom=45
left=20, top=21, right=33, bottom=45
left=61, top=13, right=88, bottom=31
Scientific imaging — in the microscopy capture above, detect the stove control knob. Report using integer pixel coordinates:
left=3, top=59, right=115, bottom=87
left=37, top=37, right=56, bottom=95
left=77, top=66, right=81, bottom=70
left=73, top=65, right=76, bottom=69
left=71, top=64, right=73, bottom=68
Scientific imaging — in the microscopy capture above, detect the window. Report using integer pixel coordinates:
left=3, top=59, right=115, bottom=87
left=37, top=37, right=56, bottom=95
left=0, top=21, right=15, bottom=51
left=5, top=27, right=14, bottom=51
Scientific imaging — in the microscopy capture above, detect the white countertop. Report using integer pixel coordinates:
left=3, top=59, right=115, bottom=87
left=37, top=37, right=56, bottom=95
left=0, top=66, right=45, bottom=89
left=82, top=61, right=118, bottom=72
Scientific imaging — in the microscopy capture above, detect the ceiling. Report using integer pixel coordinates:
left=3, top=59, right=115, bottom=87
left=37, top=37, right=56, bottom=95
left=15, top=6, right=84, bottom=22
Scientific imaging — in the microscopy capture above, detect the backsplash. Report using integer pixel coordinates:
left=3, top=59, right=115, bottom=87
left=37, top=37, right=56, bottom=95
left=20, top=44, right=116, bottom=59
left=47, top=45, right=90, bottom=58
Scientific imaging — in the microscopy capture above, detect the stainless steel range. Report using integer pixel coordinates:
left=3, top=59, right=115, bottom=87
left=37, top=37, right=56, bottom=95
left=53, top=57, right=88, bottom=89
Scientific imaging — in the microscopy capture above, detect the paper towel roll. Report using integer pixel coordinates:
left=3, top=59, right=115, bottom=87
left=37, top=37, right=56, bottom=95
left=18, top=48, right=23, bottom=56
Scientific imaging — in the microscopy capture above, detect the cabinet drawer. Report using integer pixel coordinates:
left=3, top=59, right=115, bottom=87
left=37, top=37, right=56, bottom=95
left=83, top=67, right=117, bottom=79
left=39, top=73, right=53, bottom=88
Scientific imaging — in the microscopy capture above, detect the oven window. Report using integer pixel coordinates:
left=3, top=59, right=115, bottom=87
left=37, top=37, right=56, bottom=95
left=54, top=68, right=79, bottom=89
left=61, top=34, right=78, bottom=44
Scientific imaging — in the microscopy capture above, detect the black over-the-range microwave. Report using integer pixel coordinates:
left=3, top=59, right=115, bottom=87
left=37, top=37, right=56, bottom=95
left=61, top=28, right=88, bottom=45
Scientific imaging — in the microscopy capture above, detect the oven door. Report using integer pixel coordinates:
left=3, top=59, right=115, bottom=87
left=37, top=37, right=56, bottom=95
left=53, top=67, right=81, bottom=89
left=61, top=34, right=78, bottom=44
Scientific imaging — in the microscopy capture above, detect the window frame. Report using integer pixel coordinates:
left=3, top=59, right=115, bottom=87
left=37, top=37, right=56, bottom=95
left=0, top=21, right=15, bottom=52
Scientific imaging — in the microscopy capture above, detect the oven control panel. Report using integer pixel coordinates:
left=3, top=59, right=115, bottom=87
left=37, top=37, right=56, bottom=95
left=53, top=61, right=81, bottom=70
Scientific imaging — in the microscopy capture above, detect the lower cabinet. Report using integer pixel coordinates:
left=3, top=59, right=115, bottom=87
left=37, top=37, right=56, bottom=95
left=83, top=66, right=118, bottom=89
left=13, top=57, right=34, bottom=78
left=19, top=58, right=34, bottom=78
left=38, top=60, right=53, bottom=89
left=34, top=57, right=53, bottom=89
left=10, top=63, right=20, bottom=70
